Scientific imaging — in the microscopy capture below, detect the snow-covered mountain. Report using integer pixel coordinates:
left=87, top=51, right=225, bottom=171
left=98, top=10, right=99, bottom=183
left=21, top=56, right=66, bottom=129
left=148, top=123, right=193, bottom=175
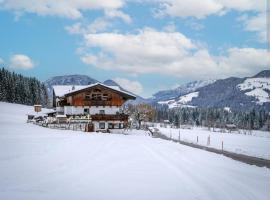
left=152, top=80, right=216, bottom=102
left=158, top=70, right=270, bottom=111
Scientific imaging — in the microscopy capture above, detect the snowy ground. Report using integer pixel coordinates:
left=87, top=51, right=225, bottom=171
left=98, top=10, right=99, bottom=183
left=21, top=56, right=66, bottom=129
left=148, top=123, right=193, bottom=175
left=1, top=102, right=270, bottom=200
left=154, top=125, right=270, bottom=160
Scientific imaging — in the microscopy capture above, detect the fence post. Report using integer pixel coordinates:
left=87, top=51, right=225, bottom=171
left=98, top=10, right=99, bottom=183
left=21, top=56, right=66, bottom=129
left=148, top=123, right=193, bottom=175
left=170, top=129, right=172, bottom=140
left=178, top=130, right=180, bottom=142
left=222, top=141, right=224, bottom=152
left=197, top=136, right=198, bottom=143
left=207, top=135, right=210, bottom=146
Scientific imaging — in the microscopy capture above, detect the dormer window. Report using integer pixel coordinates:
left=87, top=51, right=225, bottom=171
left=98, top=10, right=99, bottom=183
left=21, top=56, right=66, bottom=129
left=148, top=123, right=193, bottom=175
left=85, top=93, right=91, bottom=100
left=92, top=93, right=102, bottom=100
left=102, top=94, right=108, bottom=101
left=94, top=89, right=101, bottom=93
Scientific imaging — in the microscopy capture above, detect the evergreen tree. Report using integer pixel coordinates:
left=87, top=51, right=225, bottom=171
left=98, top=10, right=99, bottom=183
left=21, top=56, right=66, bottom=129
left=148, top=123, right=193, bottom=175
left=0, top=68, right=48, bottom=106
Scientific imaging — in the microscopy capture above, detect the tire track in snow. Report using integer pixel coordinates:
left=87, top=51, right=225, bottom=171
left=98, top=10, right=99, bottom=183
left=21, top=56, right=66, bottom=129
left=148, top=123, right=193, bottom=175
left=139, top=140, right=267, bottom=200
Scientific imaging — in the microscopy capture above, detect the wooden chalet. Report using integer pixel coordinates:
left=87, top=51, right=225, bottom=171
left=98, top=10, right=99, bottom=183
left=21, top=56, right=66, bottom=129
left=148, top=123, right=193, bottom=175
left=53, top=83, right=136, bottom=132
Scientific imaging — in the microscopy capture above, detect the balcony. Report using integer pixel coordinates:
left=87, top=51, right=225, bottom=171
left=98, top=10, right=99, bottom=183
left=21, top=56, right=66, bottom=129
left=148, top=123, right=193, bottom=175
left=83, top=100, right=114, bottom=106
left=91, top=114, right=129, bottom=121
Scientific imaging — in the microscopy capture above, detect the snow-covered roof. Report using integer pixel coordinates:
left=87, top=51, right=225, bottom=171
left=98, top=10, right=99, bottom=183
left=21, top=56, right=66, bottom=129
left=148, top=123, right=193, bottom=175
left=27, top=109, right=55, bottom=117
left=53, top=85, right=89, bottom=97
left=53, top=83, right=136, bottom=98
left=56, top=115, right=67, bottom=118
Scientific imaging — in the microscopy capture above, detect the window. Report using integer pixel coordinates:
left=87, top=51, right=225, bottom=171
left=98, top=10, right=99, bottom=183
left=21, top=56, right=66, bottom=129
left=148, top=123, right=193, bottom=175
left=99, top=110, right=105, bottom=114
left=94, top=89, right=101, bottom=92
left=102, top=94, right=109, bottom=100
left=84, top=108, right=89, bottom=114
left=114, top=123, right=119, bottom=129
left=85, top=93, right=91, bottom=100
left=92, top=93, right=102, bottom=100
left=119, top=123, right=123, bottom=129
left=108, top=123, right=113, bottom=129
left=99, top=122, right=105, bottom=129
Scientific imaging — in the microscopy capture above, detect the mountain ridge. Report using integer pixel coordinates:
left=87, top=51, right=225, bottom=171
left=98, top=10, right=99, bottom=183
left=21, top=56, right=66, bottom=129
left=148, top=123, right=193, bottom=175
left=43, top=70, right=270, bottom=111
left=158, top=70, right=270, bottom=111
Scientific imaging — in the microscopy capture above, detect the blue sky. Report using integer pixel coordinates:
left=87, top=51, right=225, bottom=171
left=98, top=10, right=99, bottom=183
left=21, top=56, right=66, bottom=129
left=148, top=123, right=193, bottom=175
left=0, top=0, right=269, bottom=97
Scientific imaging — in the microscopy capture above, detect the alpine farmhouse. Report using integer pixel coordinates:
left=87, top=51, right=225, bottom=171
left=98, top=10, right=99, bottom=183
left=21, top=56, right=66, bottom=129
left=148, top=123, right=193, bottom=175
left=52, top=83, right=136, bottom=132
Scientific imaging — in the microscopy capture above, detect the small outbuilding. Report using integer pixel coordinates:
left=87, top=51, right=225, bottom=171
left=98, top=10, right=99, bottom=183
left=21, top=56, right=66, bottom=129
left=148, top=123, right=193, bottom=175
left=225, top=124, right=237, bottom=132
left=56, top=115, right=67, bottom=124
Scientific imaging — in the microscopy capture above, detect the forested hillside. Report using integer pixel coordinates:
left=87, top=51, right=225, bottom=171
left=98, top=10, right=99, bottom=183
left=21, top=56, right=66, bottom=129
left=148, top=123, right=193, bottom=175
left=152, top=105, right=270, bottom=131
left=0, top=68, right=48, bottom=106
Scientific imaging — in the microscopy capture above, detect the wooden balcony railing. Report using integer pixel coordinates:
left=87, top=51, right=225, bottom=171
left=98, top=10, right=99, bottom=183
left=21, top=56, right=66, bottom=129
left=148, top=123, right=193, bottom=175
left=91, top=114, right=129, bottom=121
left=83, top=100, right=115, bottom=106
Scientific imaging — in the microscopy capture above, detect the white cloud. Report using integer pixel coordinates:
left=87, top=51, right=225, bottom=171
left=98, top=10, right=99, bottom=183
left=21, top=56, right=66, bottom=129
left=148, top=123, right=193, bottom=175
left=104, top=9, right=132, bottom=23
left=157, top=0, right=223, bottom=19
left=80, top=28, right=270, bottom=79
left=241, top=13, right=267, bottom=42
left=113, top=78, right=143, bottom=95
left=66, top=18, right=111, bottom=35
left=155, top=0, right=265, bottom=19
left=10, top=54, right=35, bottom=70
left=218, top=48, right=270, bottom=76
left=0, top=0, right=126, bottom=19
left=153, top=0, right=267, bottom=42
left=65, top=23, right=84, bottom=35
left=163, top=22, right=177, bottom=32
left=65, top=11, right=131, bottom=35
left=0, top=58, right=4, bottom=64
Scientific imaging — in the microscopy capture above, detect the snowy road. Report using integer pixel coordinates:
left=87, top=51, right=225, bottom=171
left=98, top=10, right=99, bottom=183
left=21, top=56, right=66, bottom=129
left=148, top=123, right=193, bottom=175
left=1, top=102, right=270, bottom=200
left=156, top=125, right=270, bottom=159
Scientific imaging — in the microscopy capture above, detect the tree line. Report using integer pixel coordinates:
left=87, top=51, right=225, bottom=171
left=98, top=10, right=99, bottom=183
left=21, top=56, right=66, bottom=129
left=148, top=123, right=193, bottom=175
left=0, top=68, right=48, bottom=106
left=128, top=104, right=270, bottom=131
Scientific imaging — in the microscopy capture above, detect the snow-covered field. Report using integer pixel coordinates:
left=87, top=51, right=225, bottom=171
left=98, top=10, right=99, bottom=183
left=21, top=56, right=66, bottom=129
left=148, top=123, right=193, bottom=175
left=155, top=125, right=270, bottom=159
left=1, top=102, right=270, bottom=200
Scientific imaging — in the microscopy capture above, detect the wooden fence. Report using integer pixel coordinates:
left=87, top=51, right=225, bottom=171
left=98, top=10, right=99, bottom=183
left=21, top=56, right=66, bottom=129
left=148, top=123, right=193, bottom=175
left=32, top=121, right=88, bottom=132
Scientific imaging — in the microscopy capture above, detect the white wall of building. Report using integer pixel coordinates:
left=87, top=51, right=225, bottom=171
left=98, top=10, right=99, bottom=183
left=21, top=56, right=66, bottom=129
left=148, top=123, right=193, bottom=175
left=56, top=107, right=64, bottom=113
left=62, top=106, right=121, bottom=115
left=92, top=121, right=124, bottom=131
left=64, top=106, right=85, bottom=115
left=90, top=106, right=120, bottom=115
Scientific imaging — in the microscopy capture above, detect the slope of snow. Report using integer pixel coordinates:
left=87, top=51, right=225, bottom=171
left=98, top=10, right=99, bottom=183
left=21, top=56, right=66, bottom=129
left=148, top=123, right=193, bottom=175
left=158, top=99, right=175, bottom=105
left=245, top=88, right=269, bottom=104
left=178, top=92, right=199, bottom=104
left=1, top=102, right=270, bottom=200
left=158, top=92, right=199, bottom=109
left=154, top=79, right=215, bottom=102
left=155, top=125, right=270, bottom=159
left=238, top=78, right=270, bottom=104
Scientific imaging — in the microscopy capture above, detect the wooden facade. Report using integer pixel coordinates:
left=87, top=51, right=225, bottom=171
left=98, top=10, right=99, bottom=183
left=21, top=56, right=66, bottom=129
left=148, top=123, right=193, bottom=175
left=58, top=85, right=134, bottom=107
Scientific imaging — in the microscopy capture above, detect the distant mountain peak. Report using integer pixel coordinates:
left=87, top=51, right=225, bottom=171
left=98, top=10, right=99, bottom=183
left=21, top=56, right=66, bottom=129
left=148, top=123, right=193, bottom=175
left=253, top=70, right=270, bottom=78
left=103, top=79, right=120, bottom=87
left=45, top=74, right=98, bottom=86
